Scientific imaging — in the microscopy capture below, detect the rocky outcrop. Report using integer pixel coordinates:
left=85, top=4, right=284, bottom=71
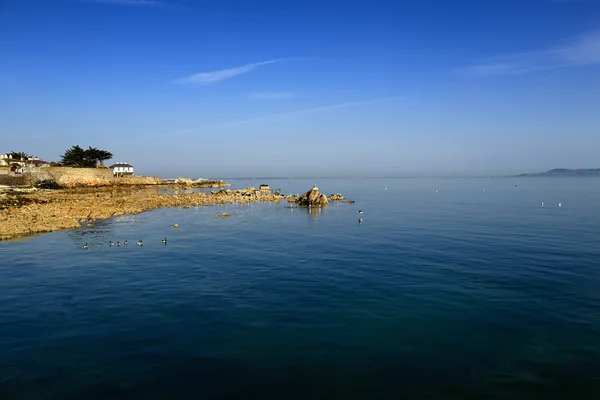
left=115, top=175, right=161, bottom=185
left=0, top=185, right=346, bottom=240
left=296, top=185, right=329, bottom=206
left=170, top=179, right=229, bottom=188
left=45, top=167, right=114, bottom=187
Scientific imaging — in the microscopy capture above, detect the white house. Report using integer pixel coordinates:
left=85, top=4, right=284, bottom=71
left=0, top=154, right=12, bottom=167
left=1, top=154, right=49, bottom=168
left=109, top=162, right=134, bottom=176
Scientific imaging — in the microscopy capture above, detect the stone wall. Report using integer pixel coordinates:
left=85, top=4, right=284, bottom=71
left=27, top=168, right=54, bottom=181
left=115, top=175, right=161, bottom=185
left=1, top=166, right=162, bottom=188
left=45, top=167, right=115, bottom=187
left=0, top=174, right=35, bottom=187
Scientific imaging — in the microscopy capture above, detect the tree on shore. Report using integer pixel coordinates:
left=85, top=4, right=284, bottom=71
left=60, top=145, right=88, bottom=167
left=86, top=147, right=113, bottom=167
left=8, top=151, right=31, bottom=160
left=60, top=145, right=113, bottom=168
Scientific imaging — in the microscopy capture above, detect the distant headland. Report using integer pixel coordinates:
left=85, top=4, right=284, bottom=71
left=517, top=168, right=600, bottom=177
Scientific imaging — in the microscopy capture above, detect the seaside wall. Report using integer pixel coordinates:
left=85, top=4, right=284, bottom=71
left=115, top=175, right=161, bottom=185
left=0, top=174, right=35, bottom=187
left=45, top=167, right=114, bottom=187
left=1, top=166, right=162, bottom=187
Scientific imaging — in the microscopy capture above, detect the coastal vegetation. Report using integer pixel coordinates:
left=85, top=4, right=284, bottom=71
left=8, top=151, right=31, bottom=160
left=60, top=145, right=113, bottom=168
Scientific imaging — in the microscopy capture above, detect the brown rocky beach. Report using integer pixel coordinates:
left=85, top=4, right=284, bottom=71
left=0, top=179, right=344, bottom=241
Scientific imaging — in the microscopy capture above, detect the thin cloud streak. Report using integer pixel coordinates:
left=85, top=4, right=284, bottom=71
left=137, top=97, right=403, bottom=140
left=458, top=31, right=600, bottom=76
left=79, top=0, right=167, bottom=6
left=175, top=59, right=283, bottom=86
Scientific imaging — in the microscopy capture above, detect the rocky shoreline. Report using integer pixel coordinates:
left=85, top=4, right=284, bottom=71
left=0, top=184, right=346, bottom=241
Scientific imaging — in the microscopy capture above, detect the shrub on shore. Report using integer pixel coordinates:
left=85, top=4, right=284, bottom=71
left=34, top=179, right=61, bottom=190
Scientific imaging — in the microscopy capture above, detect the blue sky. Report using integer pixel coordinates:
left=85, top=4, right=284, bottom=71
left=1, top=0, right=599, bottom=177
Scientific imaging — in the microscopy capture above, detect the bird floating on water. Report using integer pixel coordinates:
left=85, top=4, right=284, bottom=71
left=83, top=243, right=88, bottom=250
left=136, top=239, right=143, bottom=246
left=358, top=218, right=363, bottom=224
left=117, top=241, right=120, bottom=247
left=109, top=241, right=115, bottom=247
left=558, top=202, right=562, bottom=207
left=161, top=238, right=167, bottom=244
left=124, top=240, right=128, bottom=245
left=358, top=210, right=363, bottom=214
left=541, top=202, right=544, bottom=207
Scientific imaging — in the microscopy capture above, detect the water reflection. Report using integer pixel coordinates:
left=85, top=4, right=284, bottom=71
left=67, top=217, right=116, bottom=247
left=284, top=204, right=326, bottom=220
left=0, top=235, right=29, bottom=243
left=307, top=205, right=326, bottom=221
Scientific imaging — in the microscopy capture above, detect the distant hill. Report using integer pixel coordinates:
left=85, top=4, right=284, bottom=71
left=517, top=168, right=600, bottom=177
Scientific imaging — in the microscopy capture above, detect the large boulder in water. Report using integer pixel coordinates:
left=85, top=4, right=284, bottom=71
left=298, top=185, right=329, bottom=206
left=317, top=193, right=329, bottom=205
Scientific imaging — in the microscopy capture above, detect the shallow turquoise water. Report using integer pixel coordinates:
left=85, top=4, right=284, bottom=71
left=1, top=178, right=599, bottom=398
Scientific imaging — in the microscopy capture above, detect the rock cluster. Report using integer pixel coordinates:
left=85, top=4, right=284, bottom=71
left=328, top=193, right=345, bottom=201
left=295, top=185, right=330, bottom=206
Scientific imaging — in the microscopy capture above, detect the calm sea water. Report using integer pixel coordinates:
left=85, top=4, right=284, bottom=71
left=1, top=178, right=599, bottom=399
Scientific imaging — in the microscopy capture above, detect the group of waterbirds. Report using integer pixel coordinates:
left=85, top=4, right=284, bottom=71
left=107, top=240, right=130, bottom=247
left=431, top=184, right=563, bottom=208
left=82, top=238, right=166, bottom=249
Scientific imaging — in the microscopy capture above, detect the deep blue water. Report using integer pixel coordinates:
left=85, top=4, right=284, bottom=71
left=1, top=178, right=599, bottom=399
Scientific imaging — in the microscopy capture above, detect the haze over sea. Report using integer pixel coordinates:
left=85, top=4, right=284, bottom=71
left=1, top=177, right=599, bottom=398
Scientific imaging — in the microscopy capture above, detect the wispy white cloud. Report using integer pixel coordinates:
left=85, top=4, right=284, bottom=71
left=246, top=92, right=294, bottom=100
left=79, top=0, right=167, bottom=6
left=175, top=59, right=283, bottom=86
left=458, top=31, right=600, bottom=76
left=137, top=96, right=403, bottom=139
